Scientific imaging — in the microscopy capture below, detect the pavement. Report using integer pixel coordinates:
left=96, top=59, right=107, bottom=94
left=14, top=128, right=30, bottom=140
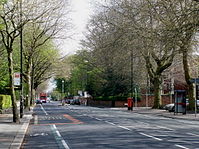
left=111, top=107, right=199, bottom=121
left=0, top=108, right=33, bottom=149
left=0, top=106, right=199, bottom=149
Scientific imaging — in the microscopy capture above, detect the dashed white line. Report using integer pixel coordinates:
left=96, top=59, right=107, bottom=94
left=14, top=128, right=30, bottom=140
left=95, top=118, right=102, bottom=121
left=175, top=144, right=189, bottom=149
left=56, top=130, right=61, bottom=137
left=156, top=126, right=174, bottom=131
left=139, top=132, right=162, bottom=141
left=53, top=124, right=56, bottom=129
left=105, top=121, right=116, bottom=125
left=62, top=140, right=70, bottom=149
left=40, top=104, right=48, bottom=115
left=52, top=125, right=70, bottom=149
left=118, top=125, right=131, bottom=131
left=186, top=132, right=199, bottom=137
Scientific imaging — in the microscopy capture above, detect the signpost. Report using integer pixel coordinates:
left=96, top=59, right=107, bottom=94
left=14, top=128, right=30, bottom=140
left=14, top=72, right=20, bottom=86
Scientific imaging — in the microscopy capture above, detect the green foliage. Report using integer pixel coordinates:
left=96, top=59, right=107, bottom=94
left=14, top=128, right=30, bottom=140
left=55, top=50, right=140, bottom=97
left=0, top=94, right=11, bottom=109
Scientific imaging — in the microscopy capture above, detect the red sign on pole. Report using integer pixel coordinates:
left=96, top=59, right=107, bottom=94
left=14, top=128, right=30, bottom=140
left=14, top=72, right=21, bottom=86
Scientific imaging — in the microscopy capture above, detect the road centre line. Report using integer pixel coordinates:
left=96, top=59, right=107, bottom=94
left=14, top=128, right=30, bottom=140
left=105, top=121, right=116, bottom=125
left=118, top=125, right=131, bottom=131
left=186, top=132, right=199, bottom=137
left=52, top=124, right=70, bottom=149
left=156, top=126, right=174, bottom=131
left=95, top=118, right=102, bottom=121
left=139, top=132, right=162, bottom=141
left=175, top=144, right=189, bottom=149
left=40, top=104, right=48, bottom=115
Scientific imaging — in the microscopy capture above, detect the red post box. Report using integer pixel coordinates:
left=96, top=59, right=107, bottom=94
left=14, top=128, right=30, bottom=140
left=127, top=97, right=133, bottom=110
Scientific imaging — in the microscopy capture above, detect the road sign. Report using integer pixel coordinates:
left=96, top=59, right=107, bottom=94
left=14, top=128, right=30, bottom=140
left=14, top=72, right=20, bottom=86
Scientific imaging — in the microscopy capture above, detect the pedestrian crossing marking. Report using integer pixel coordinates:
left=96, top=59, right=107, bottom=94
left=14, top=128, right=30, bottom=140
left=33, top=114, right=84, bottom=126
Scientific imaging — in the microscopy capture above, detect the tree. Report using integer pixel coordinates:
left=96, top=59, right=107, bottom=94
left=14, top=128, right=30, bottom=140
left=0, top=0, right=25, bottom=123
left=22, top=0, right=69, bottom=109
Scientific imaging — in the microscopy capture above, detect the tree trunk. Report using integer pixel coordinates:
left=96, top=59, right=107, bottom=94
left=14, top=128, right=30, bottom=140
left=182, top=49, right=195, bottom=110
left=7, top=50, right=20, bottom=123
left=31, top=62, right=35, bottom=105
left=25, top=60, right=32, bottom=110
left=153, top=76, right=162, bottom=109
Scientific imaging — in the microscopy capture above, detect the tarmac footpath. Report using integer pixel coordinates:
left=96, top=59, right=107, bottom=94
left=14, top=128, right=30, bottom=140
left=0, top=110, right=32, bottom=149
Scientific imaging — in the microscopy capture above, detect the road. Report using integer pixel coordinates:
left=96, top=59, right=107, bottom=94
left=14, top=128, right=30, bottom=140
left=22, top=101, right=199, bottom=149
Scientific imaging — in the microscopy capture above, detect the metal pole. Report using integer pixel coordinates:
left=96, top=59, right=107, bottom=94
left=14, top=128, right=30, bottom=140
left=62, top=80, right=65, bottom=106
left=130, top=49, right=133, bottom=110
left=195, top=76, right=197, bottom=117
left=20, top=0, right=23, bottom=118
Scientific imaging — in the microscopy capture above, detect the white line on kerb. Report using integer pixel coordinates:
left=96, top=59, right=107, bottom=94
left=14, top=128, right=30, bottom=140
left=175, top=144, right=189, bottom=149
left=118, top=126, right=131, bottom=131
left=139, top=132, right=162, bottom=141
left=40, top=104, right=48, bottom=115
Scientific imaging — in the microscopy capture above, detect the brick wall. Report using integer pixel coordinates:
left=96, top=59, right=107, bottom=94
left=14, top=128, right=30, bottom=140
left=86, top=95, right=173, bottom=107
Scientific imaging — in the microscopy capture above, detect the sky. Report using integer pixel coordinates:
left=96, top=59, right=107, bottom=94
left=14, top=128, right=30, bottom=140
left=57, top=0, right=94, bottom=55
left=47, top=0, right=98, bottom=93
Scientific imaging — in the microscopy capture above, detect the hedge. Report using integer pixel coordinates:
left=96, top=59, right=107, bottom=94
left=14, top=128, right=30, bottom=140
left=0, top=94, right=12, bottom=109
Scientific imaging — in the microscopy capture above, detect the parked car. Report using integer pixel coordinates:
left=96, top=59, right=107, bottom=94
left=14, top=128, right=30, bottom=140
left=164, top=103, right=174, bottom=112
left=164, top=100, right=199, bottom=112
left=35, top=99, right=42, bottom=104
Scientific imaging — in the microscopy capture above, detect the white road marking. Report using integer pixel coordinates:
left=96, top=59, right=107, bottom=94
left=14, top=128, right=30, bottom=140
left=139, top=132, right=162, bottom=141
left=95, top=118, right=102, bottom=121
left=186, top=132, right=199, bottom=137
left=175, top=144, right=189, bottom=149
left=53, top=124, right=56, bottom=129
left=34, top=115, right=38, bottom=125
left=52, top=125, right=70, bottom=149
left=105, top=121, right=116, bottom=125
left=62, top=140, right=70, bottom=149
left=56, top=130, right=61, bottom=137
left=118, top=125, right=131, bottom=131
left=40, top=104, right=48, bottom=115
left=156, top=126, right=174, bottom=131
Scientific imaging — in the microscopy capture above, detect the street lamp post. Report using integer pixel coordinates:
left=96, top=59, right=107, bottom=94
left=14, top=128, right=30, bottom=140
left=20, top=0, right=24, bottom=118
left=62, top=80, right=65, bottom=106
left=130, top=49, right=134, bottom=110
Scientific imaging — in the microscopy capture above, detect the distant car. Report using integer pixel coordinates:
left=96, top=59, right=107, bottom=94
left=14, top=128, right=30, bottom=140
left=36, top=99, right=42, bottom=104
left=47, top=97, right=51, bottom=103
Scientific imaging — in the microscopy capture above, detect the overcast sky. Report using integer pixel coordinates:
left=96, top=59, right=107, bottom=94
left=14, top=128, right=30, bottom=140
left=57, top=0, right=94, bottom=55
left=47, top=0, right=100, bottom=92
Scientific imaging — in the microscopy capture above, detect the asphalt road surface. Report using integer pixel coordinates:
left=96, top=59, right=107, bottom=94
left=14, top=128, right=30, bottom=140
left=22, top=101, right=199, bottom=149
